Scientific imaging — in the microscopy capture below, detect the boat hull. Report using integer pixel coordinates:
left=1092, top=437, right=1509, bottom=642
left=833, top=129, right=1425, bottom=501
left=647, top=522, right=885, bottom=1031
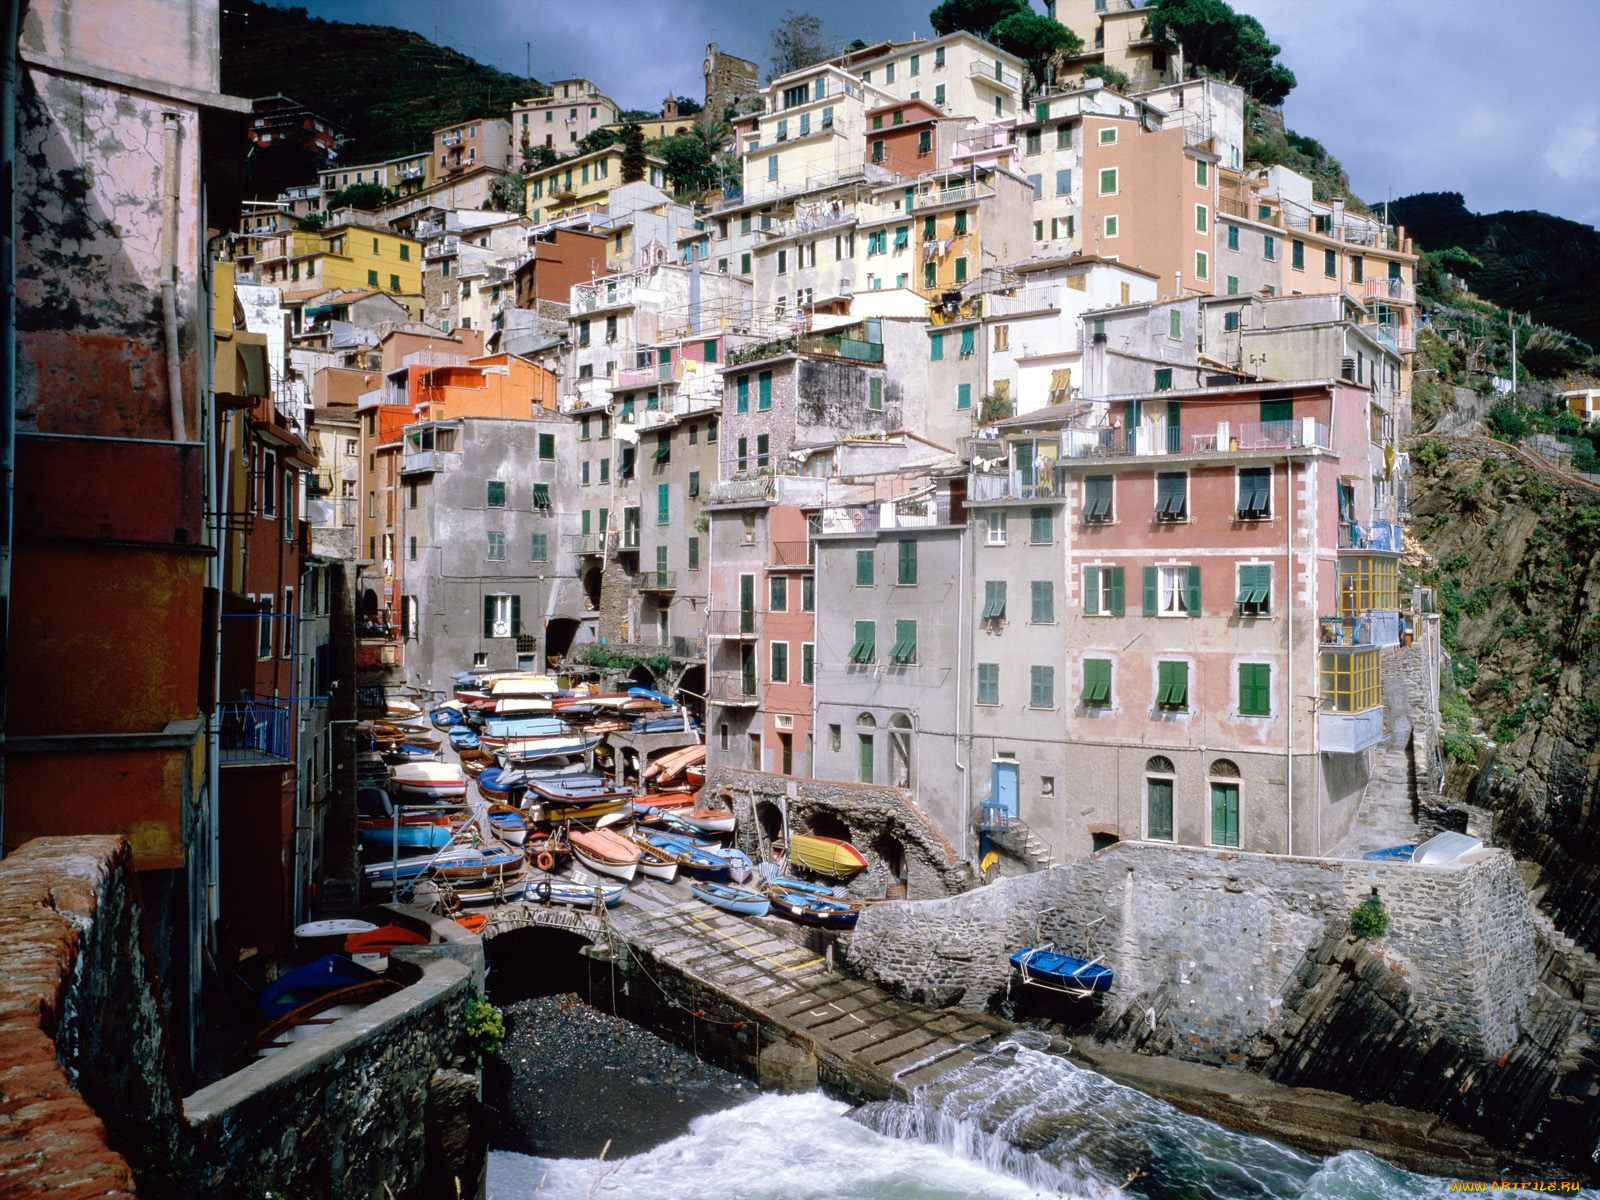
left=788, top=834, right=868, bottom=880
left=1008, top=946, right=1114, bottom=995
left=690, top=881, right=769, bottom=917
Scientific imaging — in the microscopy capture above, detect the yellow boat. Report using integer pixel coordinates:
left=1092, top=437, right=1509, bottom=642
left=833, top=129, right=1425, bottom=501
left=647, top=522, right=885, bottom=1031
left=788, top=834, right=868, bottom=880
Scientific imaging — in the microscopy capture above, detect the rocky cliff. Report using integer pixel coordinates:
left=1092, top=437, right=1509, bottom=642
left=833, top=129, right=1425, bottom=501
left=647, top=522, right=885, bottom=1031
left=1406, top=435, right=1600, bottom=950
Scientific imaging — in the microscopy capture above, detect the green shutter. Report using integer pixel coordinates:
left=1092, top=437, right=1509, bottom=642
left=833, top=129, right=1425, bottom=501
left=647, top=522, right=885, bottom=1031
left=1084, top=567, right=1100, bottom=615
left=1240, top=663, right=1270, bottom=715
left=657, top=483, right=670, bottom=524
left=483, top=595, right=494, bottom=639
left=1187, top=564, right=1202, bottom=617
left=1031, top=580, right=1053, bottom=623
left=930, top=332, right=943, bottom=361
left=1143, top=566, right=1158, bottom=616
left=510, top=594, right=522, bottom=636
left=1109, top=567, right=1126, bottom=616
left=1211, top=783, right=1239, bottom=845
left=737, top=376, right=749, bottom=412
left=1148, top=778, right=1173, bottom=840
left=892, top=619, right=917, bottom=663
left=856, top=549, right=873, bottom=586
left=898, top=539, right=916, bottom=584
left=758, top=372, right=772, bottom=409
left=957, top=383, right=971, bottom=409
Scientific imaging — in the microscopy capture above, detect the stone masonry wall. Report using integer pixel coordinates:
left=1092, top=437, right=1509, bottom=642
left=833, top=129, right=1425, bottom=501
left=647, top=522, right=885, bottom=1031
left=705, top=766, right=974, bottom=899
left=0, top=835, right=179, bottom=1199
left=847, top=841, right=1537, bottom=1061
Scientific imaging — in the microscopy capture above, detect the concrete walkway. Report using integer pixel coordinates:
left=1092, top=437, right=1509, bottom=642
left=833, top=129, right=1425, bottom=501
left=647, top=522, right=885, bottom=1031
left=1329, top=643, right=1425, bottom=858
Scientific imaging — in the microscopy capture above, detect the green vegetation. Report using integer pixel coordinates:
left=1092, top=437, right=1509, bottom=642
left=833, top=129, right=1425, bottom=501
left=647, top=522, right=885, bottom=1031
left=1081, top=63, right=1132, bottom=93
left=575, top=644, right=673, bottom=678
left=1244, top=103, right=1357, bottom=205
left=1349, top=895, right=1390, bottom=940
left=489, top=171, right=526, bottom=215
left=930, top=0, right=1081, bottom=97
left=324, top=181, right=395, bottom=212
left=460, top=993, right=505, bottom=1065
left=620, top=123, right=648, bottom=184
left=769, top=9, right=833, bottom=77
left=1145, top=0, right=1296, bottom=105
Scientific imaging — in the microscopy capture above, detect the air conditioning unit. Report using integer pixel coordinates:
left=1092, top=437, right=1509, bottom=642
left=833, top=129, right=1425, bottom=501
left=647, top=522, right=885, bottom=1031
left=775, top=713, right=794, bottom=730
left=493, top=620, right=511, bottom=638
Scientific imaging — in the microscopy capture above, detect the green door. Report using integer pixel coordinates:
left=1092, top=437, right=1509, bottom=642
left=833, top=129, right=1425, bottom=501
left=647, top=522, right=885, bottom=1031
left=740, top=644, right=756, bottom=695
left=1210, top=782, right=1240, bottom=846
left=1259, top=398, right=1293, bottom=428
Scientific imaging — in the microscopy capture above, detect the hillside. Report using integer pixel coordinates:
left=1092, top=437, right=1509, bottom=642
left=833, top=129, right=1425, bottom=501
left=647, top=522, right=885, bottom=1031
left=221, top=1, right=535, bottom=172
left=1391, top=192, right=1600, bottom=349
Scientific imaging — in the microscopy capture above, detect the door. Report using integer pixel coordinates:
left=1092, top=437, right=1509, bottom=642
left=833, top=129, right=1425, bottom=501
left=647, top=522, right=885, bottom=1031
left=1259, top=398, right=1293, bottom=431
left=779, top=732, right=793, bottom=774
left=991, top=759, right=1019, bottom=820
left=740, top=644, right=757, bottom=696
left=1210, top=781, right=1240, bottom=847
left=739, top=574, right=755, bottom=634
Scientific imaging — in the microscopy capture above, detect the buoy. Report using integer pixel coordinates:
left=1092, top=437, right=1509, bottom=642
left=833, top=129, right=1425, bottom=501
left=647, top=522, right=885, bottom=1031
left=535, top=850, right=555, bottom=872
left=534, top=879, right=552, bottom=904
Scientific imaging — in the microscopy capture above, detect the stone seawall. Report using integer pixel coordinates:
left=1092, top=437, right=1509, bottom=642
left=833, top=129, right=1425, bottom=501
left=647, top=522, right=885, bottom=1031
left=0, top=836, right=177, bottom=1199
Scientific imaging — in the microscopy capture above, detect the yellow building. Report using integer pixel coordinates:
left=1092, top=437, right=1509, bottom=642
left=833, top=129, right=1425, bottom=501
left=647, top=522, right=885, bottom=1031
left=524, top=145, right=667, bottom=222
left=256, top=222, right=423, bottom=297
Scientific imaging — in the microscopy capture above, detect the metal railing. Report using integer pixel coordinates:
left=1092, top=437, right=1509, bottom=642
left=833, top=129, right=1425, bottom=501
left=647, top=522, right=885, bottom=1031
left=707, top=609, right=759, bottom=637
left=219, top=696, right=293, bottom=763
left=968, top=467, right=1069, bottom=502
left=968, top=60, right=1022, bottom=90
left=708, top=676, right=760, bottom=704
left=1364, top=278, right=1415, bottom=303
left=913, top=182, right=994, bottom=210
left=1338, top=519, right=1402, bottom=552
left=1188, top=421, right=1332, bottom=454
left=637, top=569, right=677, bottom=591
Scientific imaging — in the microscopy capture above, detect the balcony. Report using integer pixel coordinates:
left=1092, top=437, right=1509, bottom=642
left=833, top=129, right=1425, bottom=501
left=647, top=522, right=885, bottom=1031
left=1322, top=610, right=1400, bottom=649
left=440, top=131, right=463, bottom=146
left=398, top=164, right=426, bottom=182
left=1339, top=519, right=1402, bottom=552
left=575, top=532, right=611, bottom=556
left=913, top=181, right=995, bottom=210
left=1364, top=278, right=1415, bottom=304
left=968, top=60, right=1022, bottom=91
left=769, top=540, right=813, bottom=569
left=219, top=696, right=292, bottom=765
left=401, top=448, right=448, bottom=475
left=618, top=524, right=641, bottom=552
left=1319, top=706, right=1385, bottom=755
left=707, top=609, right=759, bottom=639
left=708, top=677, right=760, bottom=706
left=424, top=237, right=459, bottom=260
left=638, top=569, right=678, bottom=593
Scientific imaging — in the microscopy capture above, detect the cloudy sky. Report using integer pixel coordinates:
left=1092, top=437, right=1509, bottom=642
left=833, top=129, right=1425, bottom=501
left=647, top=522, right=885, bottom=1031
left=290, top=0, right=1600, bottom=228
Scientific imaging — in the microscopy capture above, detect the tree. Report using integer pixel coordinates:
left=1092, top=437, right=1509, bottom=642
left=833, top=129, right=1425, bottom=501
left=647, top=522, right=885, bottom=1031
left=769, top=10, right=831, bottom=78
left=489, top=170, right=526, bottom=215
left=653, top=120, right=733, bottom=198
left=576, top=127, right=622, bottom=157
left=929, top=0, right=1028, bottom=39
left=989, top=9, right=1081, bottom=96
left=521, top=142, right=560, bottom=170
left=296, top=212, right=326, bottom=232
left=1145, top=0, right=1297, bottom=106
left=619, top=122, right=648, bottom=183
left=673, top=96, right=704, bottom=115
left=1082, top=62, right=1131, bottom=93
left=325, top=181, right=394, bottom=211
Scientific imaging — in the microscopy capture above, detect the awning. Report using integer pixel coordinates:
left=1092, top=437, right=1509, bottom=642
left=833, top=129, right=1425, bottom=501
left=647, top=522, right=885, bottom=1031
left=890, top=631, right=916, bottom=663
left=238, top=342, right=269, bottom=396
left=848, top=628, right=875, bottom=663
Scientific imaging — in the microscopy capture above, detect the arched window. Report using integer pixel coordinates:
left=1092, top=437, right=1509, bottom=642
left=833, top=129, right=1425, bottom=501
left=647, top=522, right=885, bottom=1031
left=1145, top=755, right=1175, bottom=841
left=889, top=712, right=914, bottom=790
left=856, top=713, right=876, bottom=783
left=1208, top=759, right=1240, bottom=847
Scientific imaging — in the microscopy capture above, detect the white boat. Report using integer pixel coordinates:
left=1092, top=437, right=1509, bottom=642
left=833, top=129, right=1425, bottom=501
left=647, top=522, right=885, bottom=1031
left=568, top=828, right=640, bottom=883
left=389, top=761, right=468, bottom=800
left=524, top=873, right=627, bottom=909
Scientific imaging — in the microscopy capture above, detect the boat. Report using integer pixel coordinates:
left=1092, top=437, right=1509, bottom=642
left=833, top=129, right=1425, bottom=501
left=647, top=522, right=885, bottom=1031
left=477, top=715, right=569, bottom=752
left=357, top=811, right=457, bottom=852
left=429, top=705, right=466, bottom=730
left=238, top=979, right=402, bottom=1063
left=765, top=882, right=861, bottom=929
left=453, top=912, right=488, bottom=935
left=676, top=806, right=737, bottom=835
left=491, top=697, right=555, bottom=718
left=1009, top=946, right=1114, bottom=996
left=487, top=674, right=561, bottom=699
left=525, top=830, right=571, bottom=872
left=643, top=744, right=706, bottom=786
left=476, top=766, right=527, bottom=804
left=384, top=741, right=443, bottom=764
left=343, top=923, right=430, bottom=956
left=630, top=840, right=680, bottom=883
left=524, top=772, right=634, bottom=822
left=567, top=828, right=641, bottom=882
left=498, top=732, right=603, bottom=765
left=684, top=763, right=706, bottom=789
left=525, top=873, right=627, bottom=909
left=721, top=846, right=754, bottom=883
left=765, top=875, right=845, bottom=898
left=385, top=698, right=422, bottom=719
left=788, top=834, right=868, bottom=880
left=690, top=880, right=770, bottom=917
left=635, top=829, right=741, bottom=880
left=257, top=954, right=380, bottom=1018
left=448, top=728, right=481, bottom=751
left=389, top=762, right=468, bottom=801
left=485, top=803, right=530, bottom=844
left=441, top=870, right=529, bottom=905
left=362, top=841, right=522, bottom=889
left=429, top=840, right=525, bottom=882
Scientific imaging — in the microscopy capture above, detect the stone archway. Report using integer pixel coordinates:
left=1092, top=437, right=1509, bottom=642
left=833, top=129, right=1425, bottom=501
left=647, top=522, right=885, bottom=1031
left=806, top=809, right=851, bottom=844
left=755, top=799, right=784, bottom=844
left=545, top=616, right=579, bottom=662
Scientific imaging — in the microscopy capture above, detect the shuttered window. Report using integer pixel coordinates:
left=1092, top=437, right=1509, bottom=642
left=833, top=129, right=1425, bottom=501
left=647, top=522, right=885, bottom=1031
left=981, top=580, right=1006, bottom=620
left=1239, top=663, right=1271, bottom=716
left=848, top=620, right=876, bottom=663
left=1237, top=468, right=1271, bottom=519
left=1081, top=658, right=1111, bottom=707
left=1236, top=564, right=1271, bottom=616
left=1156, top=660, right=1189, bottom=710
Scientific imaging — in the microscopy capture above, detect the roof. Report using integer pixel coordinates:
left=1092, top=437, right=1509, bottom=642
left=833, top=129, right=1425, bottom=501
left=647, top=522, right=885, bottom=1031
left=1012, top=253, right=1160, bottom=279
left=996, top=378, right=1343, bottom=429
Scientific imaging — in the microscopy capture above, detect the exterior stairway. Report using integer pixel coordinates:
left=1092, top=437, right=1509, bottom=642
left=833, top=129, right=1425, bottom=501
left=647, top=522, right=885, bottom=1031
left=1329, top=642, right=1424, bottom=858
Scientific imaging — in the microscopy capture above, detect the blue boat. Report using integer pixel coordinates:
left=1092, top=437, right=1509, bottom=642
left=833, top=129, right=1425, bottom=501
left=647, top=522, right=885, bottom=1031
left=357, top=817, right=456, bottom=852
left=258, top=954, right=380, bottom=1018
left=766, top=881, right=860, bottom=928
left=767, top=875, right=847, bottom=898
left=524, top=874, right=626, bottom=909
left=636, top=829, right=733, bottom=877
left=1009, top=946, right=1114, bottom=996
left=690, top=880, right=770, bottom=917
left=449, top=727, right=481, bottom=750
left=430, top=706, right=465, bottom=729
left=1362, top=844, right=1418, bottom=863
left=477, top=766, right=526, bottom=803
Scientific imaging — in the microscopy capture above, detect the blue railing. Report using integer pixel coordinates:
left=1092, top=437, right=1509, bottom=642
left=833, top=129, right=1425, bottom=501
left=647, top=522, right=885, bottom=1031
left=977, top=802, right=1013, bottom=833
left=219, top=696, right=292, bottom=763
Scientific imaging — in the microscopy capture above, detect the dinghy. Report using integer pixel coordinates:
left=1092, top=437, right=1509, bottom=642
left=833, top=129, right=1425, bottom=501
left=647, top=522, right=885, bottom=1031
left=690, top=880, right=769, bottom=917
left=788, top=834, right=868, bottom=880
left=567, top=827, right=640, bottom=882
left=766, top=881, right=861, bottom=929
left=1009, top=946, right=1114, bottom=996
left=389, top=762, right=468, bottom=801
left=258, top=954, right=379, bottom=1019
left=525, top=873, right=627, bottom=909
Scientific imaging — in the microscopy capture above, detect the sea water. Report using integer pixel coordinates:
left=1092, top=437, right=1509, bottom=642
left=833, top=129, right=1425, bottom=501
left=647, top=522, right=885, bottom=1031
left=486, top=1038, right=1502, bottom=1200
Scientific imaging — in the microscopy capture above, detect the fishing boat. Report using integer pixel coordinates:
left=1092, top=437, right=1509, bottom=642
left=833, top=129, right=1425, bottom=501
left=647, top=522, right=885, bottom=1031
left=490, top=697, right=556, bottom=718
left=238, top=979, right=402, bottom=1063
left=443, top=870, right=530, bottom=906
left=385, top=698, right=423, bottom=720
left=765, top=881, right=861, bottom=929
left=676, top=806, right=737, bottom=835
left=448, top=728, right=481, bottom=751
left=567, top=828, right=641, bottom=882
left=635, top=829, right=742, bottom=881
left=384, top=740, right=444, bottom=763
left=690, top=880, right=769, bottom=917
left=643, top=744, right=707, bottom=787
left=477, top=715, right=569, bottom=752
left=429, top=840, right=525, bottom=882
left=453, top=912, right=488, bottom=936
left=475, top=766, right=527, bottom=804
left=362, top=841, right=521, bottom=889
left=389, top=762, right=468, bottom=801
left=524, top=772, right=634, bottom=822
left=487, top=675, right=561, bottom=699
left=498, top=731, right=603, bottom=765
left=525, top=830, right=571, bottom=873
left=257, top=954, right=380, bottom=1018
left=1009, top=946, right=1114, bottom=996
left=630, top=840, right=680, bottom=883
left=343, top=923, right=430, bottom=956
left=525, top=873, right=627, bottom=909
left=765, top=874, right=845, bottom=898
left=429, top=705, right=466, bottom=730
left=357, top=811, right=457, bottom=853
left=684, top=763, right=706, bottom=789
left=485, top=803, right=530, bottom=845
left=788, top=834, right=868, bottom=880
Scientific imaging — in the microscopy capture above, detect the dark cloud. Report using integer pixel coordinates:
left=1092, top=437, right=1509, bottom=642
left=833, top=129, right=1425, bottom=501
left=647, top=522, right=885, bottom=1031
left=293, top=0, right=1598, bottom=227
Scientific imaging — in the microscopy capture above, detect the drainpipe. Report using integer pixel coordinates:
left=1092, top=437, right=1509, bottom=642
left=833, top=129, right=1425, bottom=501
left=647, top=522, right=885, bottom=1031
left=0, top=0, right=20, bottom=853
left=954, top=498, right=969, bottom=866
left=1285, top=450, right=1294, bottom=856
left=161, top=112, right=187, bottom=442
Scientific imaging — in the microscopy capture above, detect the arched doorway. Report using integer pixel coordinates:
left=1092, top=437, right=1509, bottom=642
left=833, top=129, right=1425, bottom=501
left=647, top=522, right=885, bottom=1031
left=359, top=587, right=382, bottom=636
left=676, top=664, right=706, bottom=720
left=626, top=663, right=655, bottom=690
left=888, top=713, right=914, bottom=790
left=545, top=616, right=579, bottom=663
left=582, top=567, right=603, bottom=610
left=871, top=826, right=907, bottom=895
left=755, top=799, right=784, bottom=845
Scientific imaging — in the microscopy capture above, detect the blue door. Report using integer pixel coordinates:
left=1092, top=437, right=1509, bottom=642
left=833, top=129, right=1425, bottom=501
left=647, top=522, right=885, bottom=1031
left=991, top=759, right=1019, bottom=820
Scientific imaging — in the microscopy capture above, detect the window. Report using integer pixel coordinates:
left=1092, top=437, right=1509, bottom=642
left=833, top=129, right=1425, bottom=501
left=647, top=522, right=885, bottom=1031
left=1226, top=225, right=1239, bottom=252
left=1098, top=126, right=1118, bottom=145
left=1027, top=173, right=1042, bottom=199
left=1083, top=565, right=1125, bottom=616
left=1055, top=168, right=1071, bottom=196
left=1104, top=215, right=1119, bottom=238
left=1146, top=755, right=1174, bottom=839
left=1155, top=472, right=1187, bottom=520
left=687, top=536, right=700, bottom=571
left=924, top=262, right=937, bottom=289
left=981, top=580, right=1006, bottom=621
left=581, top=460, right=590, bottom=487
left=917, top=129, right=932, bottom=156
left=740, top=251, right=752, bottom=274
left=1031, top=580, right=1055, bottom=623
left=777, top=249, right=787, bottom=275
left=531, top=532, right=548, bottom=562
left=1195, top=159, right=1209, bottom=187
left=1351, top=256, right=1364, bottom=283
left=1224, top=310, right=1241, bottom=332
left=1025, top=128, right=1041, bottom=155
left=1156, top=660, right=1189, bottom=710
left=1029, top=666, right=1055, bottom=709
left=1236, top=563, right=1271, bottom=616
left=1291, top=239, right=1305, bottom=270
left=736, top=375, right=749, bottom=413
left=869, top=378, right=884, bottom=411
left=256, top=593, right=274, bottom=658
left=687, top=470, right=700, bottom=499
left=984, top=510, right=1006, bottom=545
left=486, top=531, right=506, bottom=560
left=934, top=83, right=946, bottom=106
left=1237, top=467, right=1272, bottom=520
left=1195, top=250, right=1208, bottom=281
left=1083, top=659, right=1113, bottom=709
left=897, top=539, right=917, bottom=585
left=976, top=662, right=999, bottom=705
left=656, top=482, right=670, bottom=524
left=801, top=642, right=815, bottom=685
left=758, top=371, right=773, bottom=410
left=1264, top=234, right=1276, bottom=261
left=1147, top=564, right=1200, bottom=617
left=890, top=619, right=917, bottom=664
left=929, top=332, right=944, bottom=361
left=1029, top=506, right=1052, bottom=544
left=858, top=718, right=875, bottom=783
left=1239, top=663, right=1271, bottom=716
left=1226, top=275, right=1240, bottom=296
left=389, top=274, right=400, bottom=292
left=1321, top=647, right=1381, bottom=712
left=1084, top=475, right=1113, bottom=523
left=737, top=437, right=748, bottom=472
left=1098, top=167, right=1118, bottom=195
left=756, top=434, right=770, bottom=467
left=856, top=548, right=874, bottom=586
left=409, top=535, right=418, bottom=561
left=848, top=620, right=876, bottom=664
left=600, top=458, right=610, bottom=484
left=771, top=641, right=789, bottom=683
left=1210, top=760, right=1240, bottom=846
left=483, top=593, right=518, bottom=638
left=368, top=269, right=379, bottom=287
left=957, top=383, right=972, bottom=409
left=768, top=154, right=778, bottom=181
left=770, top=575, right=788, bottom=612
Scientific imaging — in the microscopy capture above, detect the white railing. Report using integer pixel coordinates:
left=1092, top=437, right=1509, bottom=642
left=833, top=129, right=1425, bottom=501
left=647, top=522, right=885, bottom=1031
left=969, top=60, right=1022, bottom=91
left=1364, top=278, right=1415, bottom=303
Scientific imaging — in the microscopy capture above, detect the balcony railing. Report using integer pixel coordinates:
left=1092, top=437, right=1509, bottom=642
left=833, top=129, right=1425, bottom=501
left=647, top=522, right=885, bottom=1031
left=969, top=60, right=1022, bottom=90
left=574, top=532, right=611, bottom=556
left=1364, top=278, right=1415, bottom=304
left=638, top=570, right=678, bottom=592
left=708, top=676, right=760, bottom=705
left=968, top=468, right=1069, bottom=503
left=1339, top=519, right=1402, bottom=552
left=219, top=696, right=292, bottom=764
left=707, top=609, right=759, bottom=638
left=769, top=540, right=813, bottom=569
left=1187, top=420, right=1331, bottom=454
left=913, top=182, right=994, bottom=210
left=1319, top=706, right=1385, bottom=755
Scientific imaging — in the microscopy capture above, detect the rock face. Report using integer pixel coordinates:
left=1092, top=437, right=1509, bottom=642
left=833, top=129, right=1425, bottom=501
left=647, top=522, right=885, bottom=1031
left=1407, top=436, right=1600, bottom=951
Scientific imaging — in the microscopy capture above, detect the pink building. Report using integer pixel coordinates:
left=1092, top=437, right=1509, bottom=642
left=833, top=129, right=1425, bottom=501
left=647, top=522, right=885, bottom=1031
left=433, top=117, right=513, bottom=179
